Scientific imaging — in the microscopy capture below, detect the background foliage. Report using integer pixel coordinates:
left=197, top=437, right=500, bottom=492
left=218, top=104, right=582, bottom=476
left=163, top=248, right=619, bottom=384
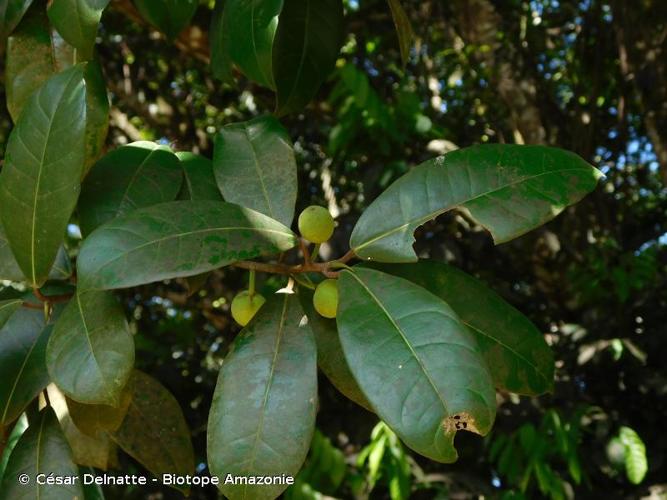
left=1, top=0, right=666, bottom=498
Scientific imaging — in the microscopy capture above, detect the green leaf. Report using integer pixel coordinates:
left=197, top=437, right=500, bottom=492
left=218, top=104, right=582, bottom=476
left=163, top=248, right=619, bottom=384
left=47, top=384, right=118, bottom=471
left=370, top=261, right=554, bottom=395
left=619, top=426, right=647, bottom=485
left=0, top=407, right=84, bottom=499
left=5, top=5, right=75, bottom=121
left=66, top=387, right=132, bottom=436
left=111, top=370, right=195, bottom=490
left=47, top=0, right=110, bottom=58
left=0, top=64, right=87, bottom=287
left=177, top=152, right=223, bottom=202
left=0, top=415, right=27, bottom=484
left=47, top=290, right=134, bottom=406
left=299, top=290, right=373, bottom=411
left=209, top=0, right=233, bottom=83
left=208, top=293, right=317, bottom=500
left=213, top=115, right=297, bottom=227
left=77, top=200, right=297, bottom=290
left=350, top=145, right=603, bottom=262
left=0, top=310, right=49, bottom=426
left=0, top=299, right=22, bottom=328
left=386, top=0, right=413, bottom=66
left=0, top=0, right=33, bottom=47
left=0, top=219, right=72, bottom=281
left=81, top=59, right=110, bottom=175
left=223, top=0, right=282, bottom=88
left=133, top=0, right=198, bottom=40
left=273, top=0, right=344, bottom=116
left=79, top=142, right=182, bottom=236
left=5, top=7, right=108, bottom=169
left=337, top=267, right=496, bottom=463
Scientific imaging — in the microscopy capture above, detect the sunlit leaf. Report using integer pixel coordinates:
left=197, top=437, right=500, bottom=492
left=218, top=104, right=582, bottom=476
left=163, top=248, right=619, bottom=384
left=337, top=267, right=496, bottom=462
left=208, top=293, right=318, bottom=500
left=0, top=64, right=87, bottom=287
left=350, top=145, right=603, bottom=262
left=371, top=261, right=554, bottom=395
left=48, top=384, right=118, bottom=471
left=77, top=200, right=297, bottom=290
left=213, top=115, right=297, bottom=227
left=5, top=5, right=110, bottom=169
left=619, top=426, right=647, bottom=485
left=79, top=141, right=182, bottom=236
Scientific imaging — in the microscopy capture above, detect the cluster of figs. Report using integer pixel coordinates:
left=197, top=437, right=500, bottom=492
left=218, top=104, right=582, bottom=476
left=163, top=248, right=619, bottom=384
left=230, top=206, right=339, bottom=326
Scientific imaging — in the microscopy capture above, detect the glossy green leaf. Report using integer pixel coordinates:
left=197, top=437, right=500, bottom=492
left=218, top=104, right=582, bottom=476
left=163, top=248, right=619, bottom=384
left=0, top=310, right=49, bottom=426
left=0, top=299, right=22, bottom=328
left=0, top=218, right=72, bottom=281
left=48, top=384, right=117, bottom=471
left=337, top=268, right=496, bottom=463
left=77, top=200, right=297, bottom=290
left=0, top=415, right=27, bottom=484
left=273, top=0, right=344, bottom=116
left=47, top=0, right=110, bottom=58
left=213, top=115, right=297, bottom=227
left=7, top=7, right=106, bottom=169
left=350, top=145, right=603, bottom=262
left=79, top=142, right=182, bottom=236
left=177, top=152, right=223, bottom=202
left=208, top=293, right=318, bottom=500
left=0, top=64, right=87, bottom=287
left=5, top=6, right=75, bottom=121
left=299, top=290, right=372, bottom=411
left=371, top=261, right=554, bottom=395
left=111, top=370, right=195, bottom=489
left=0, top=407, right=84, bottom=499
left=619, top=426, right=647, bottom=485
left=6, top=8, right=109, bottom=171
left=224, top=0, right=282, bottom=88
left=209, top=0, right=233, bottom=83
left=47, top=290, right=134, bottom=406
left=133, top=0, right=198, bottom=40
left=387, top=0, right=413, bottom=66
left=0, top=0, right=32, bottom=47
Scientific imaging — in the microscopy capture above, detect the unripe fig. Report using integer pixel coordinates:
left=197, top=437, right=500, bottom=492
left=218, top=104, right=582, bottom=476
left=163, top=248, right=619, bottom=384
left=231, top=291, right=266, bottom=326
left=298, top=205, right=335, bottom=243
left=313, top=279, right=339, bottom=319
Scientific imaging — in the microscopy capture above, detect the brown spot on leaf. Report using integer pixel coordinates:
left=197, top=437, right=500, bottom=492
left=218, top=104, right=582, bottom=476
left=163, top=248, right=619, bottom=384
left=443, top=412, right=479, bottom=435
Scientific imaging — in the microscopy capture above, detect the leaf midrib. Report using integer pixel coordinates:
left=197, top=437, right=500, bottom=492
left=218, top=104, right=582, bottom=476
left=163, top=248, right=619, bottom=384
left=353, top=166, right=590, bottom=253
left=75, top=292, right=115, bottom=403
left=241, top=295, right=290, bottom=500
left=85, top=224, right=294, bottom=278
left=1, top=328, right=41, bottom=424
left=345, top=270, right=451, bottom=416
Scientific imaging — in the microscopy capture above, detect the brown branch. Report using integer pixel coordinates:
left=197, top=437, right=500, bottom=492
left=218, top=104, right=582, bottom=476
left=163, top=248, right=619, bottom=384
left=33, top=288, right=74, bottom=305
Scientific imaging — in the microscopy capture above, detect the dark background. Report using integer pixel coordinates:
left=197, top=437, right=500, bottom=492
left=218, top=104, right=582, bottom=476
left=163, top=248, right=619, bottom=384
left=2, top=0, right=666, bottom=498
